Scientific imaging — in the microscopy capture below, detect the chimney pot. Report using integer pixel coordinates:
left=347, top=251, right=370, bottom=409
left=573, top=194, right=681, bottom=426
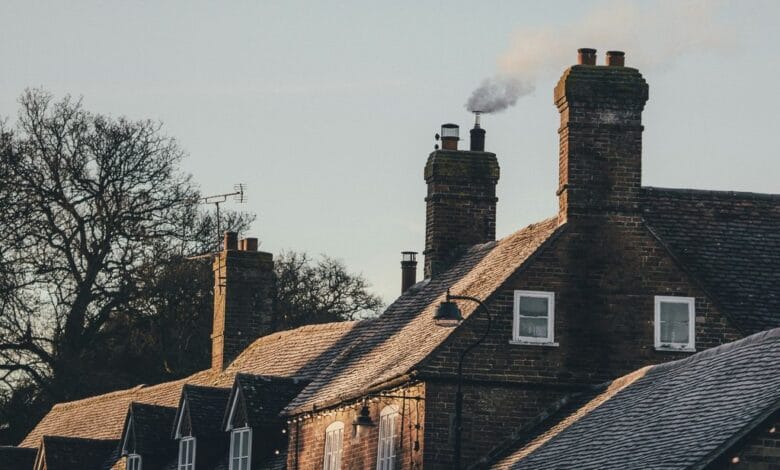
left=607, top=51, right=625, bottom=67
left=577, top=48, right=597, bottom=65
left=470, top=113, right=486, bottom=152
left=401, top=251, right=418, bottom=293
left=243, top=238, right=258, bottom=252
left=223, top=231, right=238, bottom=251
left=440, top=124, right=459, bottom=151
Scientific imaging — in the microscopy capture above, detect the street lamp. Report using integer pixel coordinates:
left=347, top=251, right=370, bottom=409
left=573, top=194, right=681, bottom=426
left=434, top=290, right=493, bottom=470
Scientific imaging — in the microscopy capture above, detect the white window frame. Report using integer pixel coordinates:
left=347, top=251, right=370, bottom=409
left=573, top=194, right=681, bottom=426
left=376, top=406, right=398, bottom=470
left=127, top=453, right=142, bottom=470
left=323, top=421, right=344, bottom=470
left=511, top=290, right=557, bottom=345
left=178, top=436, right=196, bottom=470
left=229, top=427, right=252, bottom=470
left=654, top=296, right=696, bottom=352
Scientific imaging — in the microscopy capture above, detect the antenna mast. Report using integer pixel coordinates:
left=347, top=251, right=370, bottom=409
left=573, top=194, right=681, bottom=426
left=200, top=184, right=247, bottom=249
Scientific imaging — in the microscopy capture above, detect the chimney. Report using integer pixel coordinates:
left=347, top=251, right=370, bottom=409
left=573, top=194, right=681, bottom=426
left=211, top=231, right=276, bottom=371
left=400, top=251, right=418, bottom=293
left=470, top=112, right=485, bottom=151
left=424, top=122, right=500, bottom=278
left=554, top=49, right=648, bottom=224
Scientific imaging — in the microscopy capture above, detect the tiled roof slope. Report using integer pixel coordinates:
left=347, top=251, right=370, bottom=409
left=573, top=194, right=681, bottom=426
left=178, top=385, right=230, bottom=437
left=286, top=217, right=561, bottom=414
left=37, top=436, right=118, bottom=470
left=490, top=327, right=780, bottom=470
left=22, top=321, right=358, bottom=448
left=231, top=374, right=308, bottom=427
left=0, top=445, right=36, bottom=470
left=642, top=187, right=780, bottom=333
left=121, top=403, right=177, bottom=462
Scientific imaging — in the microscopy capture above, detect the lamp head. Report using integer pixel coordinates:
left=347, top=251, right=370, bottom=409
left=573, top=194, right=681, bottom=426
left=434, top=291, right=463, bottom=327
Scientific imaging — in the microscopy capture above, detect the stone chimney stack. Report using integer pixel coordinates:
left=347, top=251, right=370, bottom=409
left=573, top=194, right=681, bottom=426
left=554, top=49, right=649, bottom=224
left=211, top=232, right=276, bottom=371
left=424, top=123, right=500, bottom=278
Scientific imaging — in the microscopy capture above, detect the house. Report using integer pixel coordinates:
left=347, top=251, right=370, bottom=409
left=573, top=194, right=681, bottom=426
left=4, top=48, right=779, bottom=469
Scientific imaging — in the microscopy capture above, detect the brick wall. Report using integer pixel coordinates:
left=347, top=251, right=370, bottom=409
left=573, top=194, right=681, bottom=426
left=211, top=246, right=276, bottom=370
left=424, top=149, right=499, bottom=278
left=710, top=411, right=780, bottom=469
left=287, top=384, right=426, bottom=470
left=419, top=215, right=743, bottom=467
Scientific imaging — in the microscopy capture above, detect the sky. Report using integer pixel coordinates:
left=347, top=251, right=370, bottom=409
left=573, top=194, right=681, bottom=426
left=1, top=0, right=778, bottom=305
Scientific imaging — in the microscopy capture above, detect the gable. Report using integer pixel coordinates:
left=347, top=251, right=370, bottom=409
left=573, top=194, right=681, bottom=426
left=642, top=187, right=780, bottom=333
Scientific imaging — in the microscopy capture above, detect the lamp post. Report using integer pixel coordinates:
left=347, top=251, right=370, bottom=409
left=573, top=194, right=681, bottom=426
left=434, top=290, right=493, bottom=470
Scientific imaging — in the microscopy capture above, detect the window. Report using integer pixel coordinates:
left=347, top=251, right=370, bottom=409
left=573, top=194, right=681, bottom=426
left=230, top=427, right=252, bottom=470
left=512, top=290, right=556, bottom=344
left=127, top=454, right=142, bottom=470
left=376, top=406, right=398, bottom=470
left=323, top=421, right=344, bottom=470
left=178, top=437, right=196, bottom=470
left=655, top=296, right=695, bottom=351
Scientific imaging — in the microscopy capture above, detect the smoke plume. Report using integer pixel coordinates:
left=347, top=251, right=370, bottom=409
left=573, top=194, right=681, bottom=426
left=466, top=0, right=734, bottom=114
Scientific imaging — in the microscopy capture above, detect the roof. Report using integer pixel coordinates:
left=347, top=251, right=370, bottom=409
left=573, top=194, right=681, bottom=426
left=175, top=385, right=230, bottom=437
left=120, top=403, right=177, bottom=461
left=642, top=187, right=780, bottom=333
left=0, top=445, right=36, bottom=470
left=22, top=321, right=358, bottom=448
left=35, top=436, right=118, bottom=470
left=227, top=374, right=308, bottom=428
left=285, top=217, right=561, bottom=414
left=490, top=327, right=780, bottom=470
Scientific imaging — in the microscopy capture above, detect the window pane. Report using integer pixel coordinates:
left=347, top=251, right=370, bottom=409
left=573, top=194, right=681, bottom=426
left=519, top=296, right=548, bottom=317
left=660, top=302, right=690, bottom=343
left=519, top=316, right=548, bottom=338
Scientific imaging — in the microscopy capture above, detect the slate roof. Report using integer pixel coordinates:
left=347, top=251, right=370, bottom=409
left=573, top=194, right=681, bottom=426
left=285, top=217, right=561, bottom=414
left=22, top=321, right=358, bottom=447
left=227, top=374, right=308, bottom=428
left=642, top=187, right=780, bottom=333
left=120, top=403, right=177, bottom=465
left=0, top=445, right=36, bottom=470
left=176, top=385, right=231, bottom=437
left=490, top=327, right=780, bottom=470
left=36, top=436, right=118, bottom=470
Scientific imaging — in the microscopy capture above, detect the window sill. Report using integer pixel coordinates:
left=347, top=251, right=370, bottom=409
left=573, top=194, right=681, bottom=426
left=509, top=340, right=559, bottom=347
left=655, top=345, right=696, bottom=353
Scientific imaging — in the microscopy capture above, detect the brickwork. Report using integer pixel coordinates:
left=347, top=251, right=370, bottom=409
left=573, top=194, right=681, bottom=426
left=211, top=247, right=276, bottom=370
left=424, top=149, right=500, bottom=278
left=710, top=411, right=780, bottom=469
left=287, top=383, right=426, bottom=470
left=423, top=382, right=569, bottom=470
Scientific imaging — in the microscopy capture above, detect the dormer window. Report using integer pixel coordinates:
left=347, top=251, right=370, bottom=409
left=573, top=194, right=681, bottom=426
left=229, top=427, right=252, bottom=470
left=512, top=291, right=556, bottom=345
left=127, top=453, right=142, bottom=470
left=178, top=437, right=196, bottom=470
left=655, top=296, right=695, bottom=351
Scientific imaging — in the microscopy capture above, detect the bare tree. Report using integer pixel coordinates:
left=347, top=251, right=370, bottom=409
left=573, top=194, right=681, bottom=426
left=0, top=90, right=250, bottom=402
left=275, top=251, right=384, bottom=329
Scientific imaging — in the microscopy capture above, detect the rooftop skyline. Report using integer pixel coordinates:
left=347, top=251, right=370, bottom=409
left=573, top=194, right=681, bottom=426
left=2, top=0, right=778, bottom=303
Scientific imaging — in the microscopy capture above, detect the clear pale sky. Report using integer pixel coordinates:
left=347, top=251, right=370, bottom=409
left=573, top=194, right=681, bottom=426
left=2, top=0, right=778, bottom=304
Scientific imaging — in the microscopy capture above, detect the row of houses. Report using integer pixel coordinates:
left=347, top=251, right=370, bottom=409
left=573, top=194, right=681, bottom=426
left=1, top=48, right=779, bottom=469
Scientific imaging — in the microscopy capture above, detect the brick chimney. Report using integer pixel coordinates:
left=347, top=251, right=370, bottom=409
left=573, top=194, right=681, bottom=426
left=554, top=49, right=649, bottom=223
left=424, top=123, right=500, bottom=278
left=211, top=232, right=276, bottom=370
